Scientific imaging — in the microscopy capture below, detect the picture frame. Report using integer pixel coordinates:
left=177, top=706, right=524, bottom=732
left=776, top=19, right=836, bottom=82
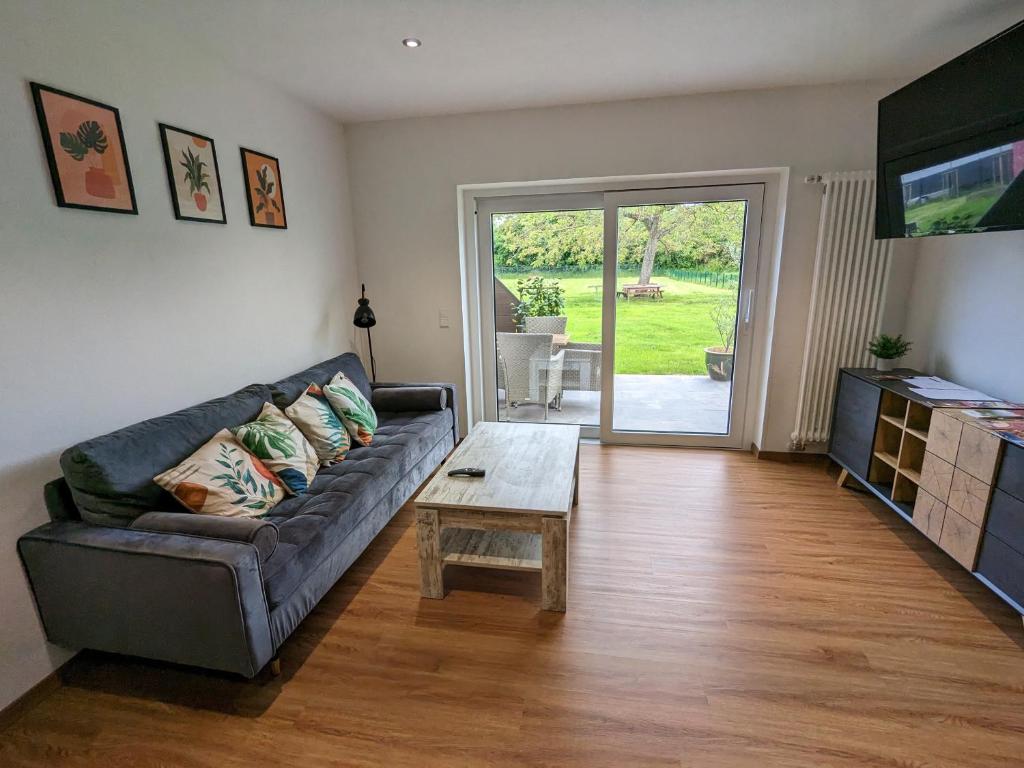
left=240, top=147, right=287, bottom=229
left=30, top=82, right=138, bottom=215
left=159, top=123, right=226, bottom=224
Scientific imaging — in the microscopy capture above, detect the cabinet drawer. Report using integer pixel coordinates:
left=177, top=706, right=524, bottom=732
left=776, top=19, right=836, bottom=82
left=995, top=443, right=1024, bottom=502
left=977, top=533, right=1024, bottom=609
left=938, top=508, right=983, bottom=570
left=920, top=451, right=954, bottom=502
left=912, top=490, right=945, bottom=543
left=947, top=468, right=990, bottom=527
left=955, top=423, right=1002, bottom=484
left=985, top=488, right=1024, bottom=556
left=926, top=409, right=962, bottom=464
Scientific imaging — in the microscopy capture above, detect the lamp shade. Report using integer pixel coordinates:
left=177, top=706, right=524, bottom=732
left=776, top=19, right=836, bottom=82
left=353, top=284, right=376, bottom=328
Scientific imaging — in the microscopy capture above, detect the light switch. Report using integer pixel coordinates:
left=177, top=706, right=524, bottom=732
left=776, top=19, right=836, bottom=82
left=438, top=310, right=450, bottom=328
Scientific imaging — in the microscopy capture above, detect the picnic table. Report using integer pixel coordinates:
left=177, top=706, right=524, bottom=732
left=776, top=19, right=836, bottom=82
left=618, top=284, right=664, bottom=300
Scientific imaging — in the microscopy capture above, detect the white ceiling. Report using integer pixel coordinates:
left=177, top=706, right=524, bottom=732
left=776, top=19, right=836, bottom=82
left=130, top=0, right=1022, bottom=123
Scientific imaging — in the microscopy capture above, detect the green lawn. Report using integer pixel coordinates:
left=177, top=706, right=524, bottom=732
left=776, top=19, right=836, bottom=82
left=905, top=187, right=1002, bottom=234
left=498, top=270, right=737, bottom=375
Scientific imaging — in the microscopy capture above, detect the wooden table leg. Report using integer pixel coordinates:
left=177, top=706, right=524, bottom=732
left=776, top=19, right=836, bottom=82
left=573, top=443, right=580, bottom=507
left=541, top=516, right=568, bottom=612
left=416, top=508, right=444, bottom=599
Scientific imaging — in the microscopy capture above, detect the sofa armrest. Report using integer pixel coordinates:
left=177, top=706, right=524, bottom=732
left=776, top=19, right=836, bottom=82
left=18, top=520, right=275, bottom=677
left=131, top=512, right=279, bottom=563
left=371, top=381, right=459, bottom=441
left=371, top=385, right=447, bottom=413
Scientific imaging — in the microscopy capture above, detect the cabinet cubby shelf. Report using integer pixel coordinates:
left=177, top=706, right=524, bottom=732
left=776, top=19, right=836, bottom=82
left=874, top=450, right=900, bottom=470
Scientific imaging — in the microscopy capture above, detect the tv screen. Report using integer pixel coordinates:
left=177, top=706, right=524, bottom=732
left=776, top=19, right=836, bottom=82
left=898, top=137, right=1024, bottom=237
left=876, top=20, right=1024, bottom=239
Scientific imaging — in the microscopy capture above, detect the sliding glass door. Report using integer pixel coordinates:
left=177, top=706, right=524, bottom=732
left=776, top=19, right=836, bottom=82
left=476, top=183, right=763, bottom=447
left=600, top=185, right=763, bottom=447
left=477, top=193, right=605, bottom=438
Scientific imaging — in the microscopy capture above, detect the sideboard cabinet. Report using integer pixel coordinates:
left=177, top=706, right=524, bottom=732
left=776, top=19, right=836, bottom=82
left=829, top=368, right=1024, bottom=620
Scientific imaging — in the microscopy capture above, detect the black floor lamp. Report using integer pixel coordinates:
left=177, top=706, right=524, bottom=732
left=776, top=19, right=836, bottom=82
left=352, top=283, right=376, bottom=381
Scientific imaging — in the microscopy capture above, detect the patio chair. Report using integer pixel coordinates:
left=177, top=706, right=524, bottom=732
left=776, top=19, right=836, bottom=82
left=496, top=332, right=564, bottom=419
left=523, top=316, right=568, bottom=334
left=562, top=342, right=602, bottom=392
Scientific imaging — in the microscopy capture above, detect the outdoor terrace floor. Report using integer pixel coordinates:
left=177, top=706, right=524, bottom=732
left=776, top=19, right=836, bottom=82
left=498, top=373, right=732, bottom=434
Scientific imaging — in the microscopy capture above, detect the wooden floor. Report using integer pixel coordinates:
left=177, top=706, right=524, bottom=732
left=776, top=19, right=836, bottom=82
left=4, top=446, right=1024, bottom=767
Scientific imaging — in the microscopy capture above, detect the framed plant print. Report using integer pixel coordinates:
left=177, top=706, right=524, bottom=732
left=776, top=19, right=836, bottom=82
left=240, top=147, right=287, bottom=229
left=31, top=82, right=138, bottom=214
left=159, top=124, right=226, bottom=223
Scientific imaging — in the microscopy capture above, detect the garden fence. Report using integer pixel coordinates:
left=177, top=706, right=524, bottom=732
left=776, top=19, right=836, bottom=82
left=661, top=269, right=739, bottom=289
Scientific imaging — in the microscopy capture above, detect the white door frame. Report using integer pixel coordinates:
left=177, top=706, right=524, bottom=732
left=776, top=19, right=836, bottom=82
left=600, top=184, right=764, bottom=448
left=458, top=168, right=787, bottom=449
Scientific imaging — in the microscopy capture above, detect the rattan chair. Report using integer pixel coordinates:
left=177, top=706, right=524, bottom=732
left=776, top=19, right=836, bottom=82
left=562, top=342, right=602, bottom=392
left=495, top=332, right=564, bottom=419
left=523, top=316, right=568, bottom=334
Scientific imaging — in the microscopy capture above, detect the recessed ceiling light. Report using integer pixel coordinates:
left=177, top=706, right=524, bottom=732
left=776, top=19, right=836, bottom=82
left=402, top=38, right=421, bottom=48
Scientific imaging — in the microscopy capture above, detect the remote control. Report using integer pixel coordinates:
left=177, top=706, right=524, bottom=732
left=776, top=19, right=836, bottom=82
left=447, top=467, right=486, bottom=477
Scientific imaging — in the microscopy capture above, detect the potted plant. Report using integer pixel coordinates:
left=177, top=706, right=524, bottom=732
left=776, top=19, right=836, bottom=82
left=59, top=120, right=115, bottom=199
left=705, top=297, right=736, bottom=381
left=513, top=275, right=566, bottom=328
left=868, top=334, right=912, bottom=371
left=179, top=147, right=211, bottom=212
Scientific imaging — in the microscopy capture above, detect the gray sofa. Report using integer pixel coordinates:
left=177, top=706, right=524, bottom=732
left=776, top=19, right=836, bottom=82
left=18, top=353, right=456, bottom=677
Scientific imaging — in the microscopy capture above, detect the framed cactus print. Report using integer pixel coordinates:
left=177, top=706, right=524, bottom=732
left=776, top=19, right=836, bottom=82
left=240, top=147, right=287, bottom=229
left=30, top=82, right=138, bottom=214
left=158, top=123, right=226, bottom=223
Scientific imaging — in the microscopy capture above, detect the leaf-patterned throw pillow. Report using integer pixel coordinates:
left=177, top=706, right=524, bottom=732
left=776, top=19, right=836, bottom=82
left=284, top=383, right=351, bottom=464
left=232, top=403, right=319, bottom=495
left=153, top=429, right=286, bottom=517
left=324, top=372, right=378, bottom=446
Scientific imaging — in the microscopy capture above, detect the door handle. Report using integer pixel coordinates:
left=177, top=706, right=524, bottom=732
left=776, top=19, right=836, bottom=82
left=744, top=288, right=754, bottom=324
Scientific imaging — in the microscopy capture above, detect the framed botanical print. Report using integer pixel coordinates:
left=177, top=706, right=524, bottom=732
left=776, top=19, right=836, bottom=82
left=31, top=82, right=138, bottom=214
left=159, top=124, right=226, bottom=223
left=240, top=147, right=287, bottom=229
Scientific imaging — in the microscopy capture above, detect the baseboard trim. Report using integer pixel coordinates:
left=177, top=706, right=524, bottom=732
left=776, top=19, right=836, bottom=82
left=0, top=662, right=68, bottom=732
left=750, top=443, right=829, bottom=464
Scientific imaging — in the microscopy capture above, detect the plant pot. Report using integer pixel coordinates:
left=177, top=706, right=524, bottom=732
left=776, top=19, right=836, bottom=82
left=876, top=357, right=900, bottom=372
left=265, top=211, right=275, bottom=225
left=193, top=192, right=208, bottom=211
left=85, top=167, right=115, bottom=199
left=705, top=346, right=734, bottom=381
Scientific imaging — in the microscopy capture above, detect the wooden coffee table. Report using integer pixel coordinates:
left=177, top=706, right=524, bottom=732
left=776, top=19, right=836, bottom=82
left=413, top=422, right=580, bottom=611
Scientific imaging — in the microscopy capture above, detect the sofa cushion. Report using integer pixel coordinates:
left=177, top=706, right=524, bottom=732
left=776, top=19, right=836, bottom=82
left=153, top=429, right=287, bottom=517
left=371, top=386, right=447, bottom=413
left=324, top=372, right=378, bottom=446
left=258, top=408, right=454, bottom=608
left=131, top=511, right=280, bottom=563
left=232, top=403, right=319, bottom=495
left=269, top=352, right=371, bottom=410
left=284, top=383, right=352, bottom=465
left=61, top=384, right=272, bottom=527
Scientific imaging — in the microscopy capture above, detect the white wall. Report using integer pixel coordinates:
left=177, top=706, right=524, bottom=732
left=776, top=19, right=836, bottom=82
left=344, top=81, right=916, bottom=449
left=905, top=231, right=1024, bottom=402
left=0, top=3, right=359, bottom=710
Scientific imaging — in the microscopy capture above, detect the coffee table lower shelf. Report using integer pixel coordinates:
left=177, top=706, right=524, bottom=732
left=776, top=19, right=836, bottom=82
left=440, top=528, right=542, bottom=572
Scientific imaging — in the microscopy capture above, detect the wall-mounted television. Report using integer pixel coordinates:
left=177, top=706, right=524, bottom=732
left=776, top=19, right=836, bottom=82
left=876, top=20, right=1024, bottom=239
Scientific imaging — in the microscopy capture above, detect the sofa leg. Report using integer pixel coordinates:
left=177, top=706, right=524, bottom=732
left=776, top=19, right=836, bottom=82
left=270, top=657, right=281, bottom=677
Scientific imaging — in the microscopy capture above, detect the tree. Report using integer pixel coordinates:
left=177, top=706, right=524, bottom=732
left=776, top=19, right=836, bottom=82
left=491, top=201, right=746, bottom=279
left=622, top=206, right=686, bottom=285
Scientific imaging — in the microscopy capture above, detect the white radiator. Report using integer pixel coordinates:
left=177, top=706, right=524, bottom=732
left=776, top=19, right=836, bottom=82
left=791, top=171, right=893, bottom=449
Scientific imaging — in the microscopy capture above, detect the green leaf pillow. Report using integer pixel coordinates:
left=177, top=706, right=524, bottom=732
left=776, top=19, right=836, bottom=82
left=324, top=372, right=378, bottom=446
left=284, top=383, right=351, bottom=464
left=153, top=429, right=286, bottom=517
left=232, top=403, right=319, bottom=495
